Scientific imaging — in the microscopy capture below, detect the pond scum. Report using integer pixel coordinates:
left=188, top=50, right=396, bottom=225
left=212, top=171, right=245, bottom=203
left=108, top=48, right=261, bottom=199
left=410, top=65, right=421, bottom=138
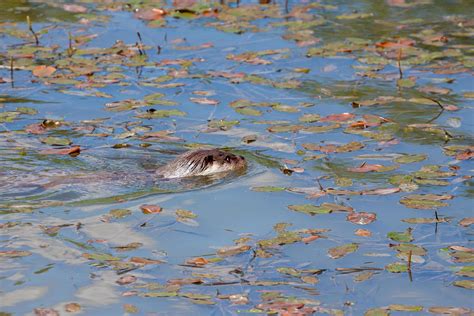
left=0, top=0, right=473, bottom=315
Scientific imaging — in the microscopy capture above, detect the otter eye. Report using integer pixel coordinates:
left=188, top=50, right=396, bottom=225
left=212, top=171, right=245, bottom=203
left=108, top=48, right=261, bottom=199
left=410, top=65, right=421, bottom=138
left=225, top=156, right=231, bottom=163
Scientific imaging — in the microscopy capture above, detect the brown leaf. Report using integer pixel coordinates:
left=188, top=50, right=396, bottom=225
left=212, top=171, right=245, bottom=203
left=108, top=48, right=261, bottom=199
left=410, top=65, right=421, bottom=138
left=25, top=123, right=47, bottom=134
left=348, top=163, right=384, bottom=173
left=64, top=303, right=81, bottom=313
left=320, top=112, right=355, bottom=122
left=361, top=187, right=401, bottom=195
left=302, top=235, right=320, bottom=244
left=34, top=308, right=59, bottom=316
left=355, top=229, right=372, bottom=237
left=186, top=257, right=209, bottom=266
left=63, top=4, right=88, bottom=13
left=140, top=204, right=162, bottom=214
left=32, top=65, right=57, bottom=78
left=217, top=245, right=251, bottom=257
left=189, top=97, right=219, bottom=105
left=168, top=278, right=203, bottom=285
left=347, top=212, right=377, bottom=225
left=375, top=39, right=415, bottom=49
left=39, top=146, right=81, bottom=156
left=129, top=257, right=164, bottom=265
left=459, top=217, right=474, bottom=227
left=134, top=8, right=167, bottom=20
left=116, top=275, right=137, bottom=285
left=456, top=150, right=474, bottom=160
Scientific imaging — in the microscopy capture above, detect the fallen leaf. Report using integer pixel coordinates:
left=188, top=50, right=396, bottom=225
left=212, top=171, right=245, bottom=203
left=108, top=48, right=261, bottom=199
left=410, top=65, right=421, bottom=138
left=32, top=65, right=57, bottom=78
left=217, top=245, right=251, bottom=257
left=189, top=97, right=219, bottom=105
left=347, top=212, right=377, bottom=225
left=355, top=229, right=372, bottom=237
left=64, top=303, right=81, bottom=312
left=34, top=308, right=59, bottom=316
left=39, top=146, right=81, bottom=156
left=116, top=275, right=137, bottom=285
left=459, top=218, right=474, bottom=227
left=140, top=204, right=162, bottom=214
left=63, top=4, right=88, bottom=13
left=328, top=243, right=359, bottom=259
left=186, top=257, right=209, bottom=266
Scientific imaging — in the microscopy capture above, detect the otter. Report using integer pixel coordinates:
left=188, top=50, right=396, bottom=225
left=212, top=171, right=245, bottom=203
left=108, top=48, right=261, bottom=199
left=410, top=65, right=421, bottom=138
left=156, top=149, right=247, bottom=179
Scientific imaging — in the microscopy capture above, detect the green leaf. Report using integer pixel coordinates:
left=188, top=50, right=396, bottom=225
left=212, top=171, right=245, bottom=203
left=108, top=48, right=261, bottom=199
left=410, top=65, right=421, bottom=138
left=387, top=229, right=414, bottom=242
left=108, top=208, right=131, bottom=219
left=328, top=243, right=359, bottom=259
left=394, top=154, right=427, bottom=164
left=251, top=186, right=286, bottom=192
left=40, top=137, right=72, bottom=146
left=453, top=280, right=474, bottom=290
left=385, top=262, right=408, bottom=273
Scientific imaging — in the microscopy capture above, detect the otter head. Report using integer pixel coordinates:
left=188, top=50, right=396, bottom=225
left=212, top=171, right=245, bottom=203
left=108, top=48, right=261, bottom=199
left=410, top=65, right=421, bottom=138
left=157, top=149, right=247, bottom=179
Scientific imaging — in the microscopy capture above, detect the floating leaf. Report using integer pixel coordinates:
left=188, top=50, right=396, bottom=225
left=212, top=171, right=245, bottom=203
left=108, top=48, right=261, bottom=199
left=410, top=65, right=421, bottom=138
left=400, top=194, right=452, bottom=210
left=176, top=209, right=197, bottom=219
left=65, top=303, right=81, bottom=313
left=328, top=243, right=359, bottom=259
left=394, top=154, right=427, bottom=164
left=40, top=137, right=72, bottom=146
left=251, top=186, right=286, bottom=192
left=347, top=212, right=377, bottom=225
left=387, top=228, right=414, bottom=242
left=217, top=245, right=251, bottom=257
left=116, top=275, right=137, bottom=285
left=137, top=109, right=186, bottom=118
left=385, top=262, right=408, bottom=273
left=140, top=205, right=162, bottom=214
left=39, top=146, right=80, bottom=156
left=190, top=97, right=219, bottom=105
left=108, top=209, right=131, bottom=219
left=0, top=250, right=32, bottom=258
left=355, top=229, right=372, bottom=237
left=112, top=242, right=143, bottom=252
left=289, top=203, right=352, bottom=216
left=391, top=243, right=427, bottom=256
left=453, top=280, right=474, bottom=290
left=32, top=65, right=56, bottom=77
left=388, top=305, right=423, bottom=312
left=456, top=266, right=474, bottom=277
left=82, top=253, right=120, bottom=261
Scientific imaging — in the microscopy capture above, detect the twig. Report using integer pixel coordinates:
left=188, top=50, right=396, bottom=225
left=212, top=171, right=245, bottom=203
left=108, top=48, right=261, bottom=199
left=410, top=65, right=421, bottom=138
left=26, top=16, right=39, bottom=46
left=67, top=31, right=74, bottom=57
left=424, top=97, right=445, bottom=124
left=137, top=32, right=147, bottom=56
left=407, top=250, right=413, bottom=282
left=397, top=48, right=403, bottom=79
left=10, top=57, right=14, bottom=88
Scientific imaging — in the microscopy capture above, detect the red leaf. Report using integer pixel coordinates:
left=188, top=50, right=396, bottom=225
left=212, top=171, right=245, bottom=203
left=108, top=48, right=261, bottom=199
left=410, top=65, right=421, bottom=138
left=39, top=146, right=81, bottom=156
left=347, top=212, right=377, bottom=225
left=140, top=204, right=162, bottom=214
left=320, top=113, right=355, bottom=122
left=376, top=39, right=415, bottom=49
left=134, top=8, right=167, bottom=20
left=348, top=163, right=383, bottom=173
left=32, top=65, right=56, bottom=78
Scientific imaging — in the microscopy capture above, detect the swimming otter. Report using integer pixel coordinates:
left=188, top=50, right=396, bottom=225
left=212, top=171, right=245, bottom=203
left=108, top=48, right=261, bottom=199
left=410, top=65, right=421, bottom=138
left=156, top=149, right=246, bottom=179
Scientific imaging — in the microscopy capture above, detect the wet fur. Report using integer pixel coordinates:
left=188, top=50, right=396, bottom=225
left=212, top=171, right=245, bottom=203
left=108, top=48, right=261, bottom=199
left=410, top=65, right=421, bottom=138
left=156, top=149, right=246, bottom=179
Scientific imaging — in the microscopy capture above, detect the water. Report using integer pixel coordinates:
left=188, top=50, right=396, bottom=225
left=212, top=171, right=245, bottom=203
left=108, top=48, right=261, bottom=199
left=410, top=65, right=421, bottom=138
left=0, top=1, right=473, bottom=315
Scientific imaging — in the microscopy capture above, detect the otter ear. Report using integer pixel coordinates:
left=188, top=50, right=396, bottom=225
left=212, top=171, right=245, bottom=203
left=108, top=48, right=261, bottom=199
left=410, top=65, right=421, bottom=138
left=205, top=155, right=214, bottom=164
